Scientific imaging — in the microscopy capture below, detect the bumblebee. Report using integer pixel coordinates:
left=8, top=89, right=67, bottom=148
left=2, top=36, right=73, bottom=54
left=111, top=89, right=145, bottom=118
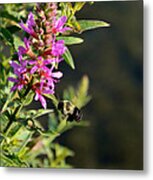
left=58, top=100, right=82, bottom=122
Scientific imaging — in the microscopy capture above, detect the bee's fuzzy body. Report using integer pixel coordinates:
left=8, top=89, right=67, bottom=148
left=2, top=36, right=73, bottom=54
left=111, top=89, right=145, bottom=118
left=58, top=100, right=82, bottom=122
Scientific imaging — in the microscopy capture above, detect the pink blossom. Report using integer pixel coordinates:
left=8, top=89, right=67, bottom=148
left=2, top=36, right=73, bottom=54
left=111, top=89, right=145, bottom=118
left=28, top=57, right=53, bottom=74
left=8, top=60, right=29, bottom=92
left=9, top=60, right=27, bottom=77
left=8, top=74, right=29, bottom=92
left=52, top=40, right=66, bottom=56
left=52, top=16, right=71, bottom=34
left=40, top=66, right=63, bottom=90
left=33, top=82, right=54, bottom=109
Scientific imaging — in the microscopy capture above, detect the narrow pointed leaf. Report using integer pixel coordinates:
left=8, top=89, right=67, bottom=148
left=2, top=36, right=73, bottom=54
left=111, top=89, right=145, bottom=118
left=63, top=48, right=75, bottom=69
left=78, top=20, right=110, bottom=33
left=57, top=36, right=84, bottom=45
left=33, top=109, right=54, bottom=119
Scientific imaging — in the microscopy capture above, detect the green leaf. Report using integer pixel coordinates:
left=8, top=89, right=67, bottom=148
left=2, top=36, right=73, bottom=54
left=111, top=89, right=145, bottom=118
left=57, top=36, right=84, bottom=45
left=63, top=86, right=76, bottom=101
left=0, top=63, right=6, bottom=85
left=0, top=153, right=21, bottom=167
left=33, top=109, right=54, bottom=119
left=57, top=119, right=67, bottom=133
left=0, top=27, right=14, bottom=46
left=13, top=35, right=24, bottom=51
left=20, top=109, right=54, bottom=120
left=6, top=125, right=33, bottom=158
left=75, top=75, right=91, bottom=108
left=48, top=113, right=58, bottom=131
left=60, top=120, right=90, bottom=133
left=78, top=20, right=110, bottom=33
left=23, top=91, right=34, bottom=106
left=63, top=48, right=75, bottom=69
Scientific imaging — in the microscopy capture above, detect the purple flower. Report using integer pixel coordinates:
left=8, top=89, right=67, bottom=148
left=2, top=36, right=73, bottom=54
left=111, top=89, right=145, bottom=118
left=52, top=40, right=66, bottom=56
left=8, top=60, right=29, bottom=92
left=32, top=67, right=63, bottom=108
left=52, top=16, right=71, bottom=34
left=8, top=75, right=28, bottom=92
left=18, top=38, right=30, bottom=61
left=40, top=66, right=63, bottom=90
left=29, top=56, right=53, bottom=74
left=35, top=92, right=47, bottom=109
left=10, top=60, right=27, bottom=76
left=34, top=82, right=47, bottom=109
left=19, top=12, right=37, bottom=38
left=33, top=82, right=54, bottom=109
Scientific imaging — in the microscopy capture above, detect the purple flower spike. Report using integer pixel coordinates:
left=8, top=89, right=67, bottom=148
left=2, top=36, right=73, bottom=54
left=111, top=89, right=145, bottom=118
left=9, top=5, right=71, bottom=109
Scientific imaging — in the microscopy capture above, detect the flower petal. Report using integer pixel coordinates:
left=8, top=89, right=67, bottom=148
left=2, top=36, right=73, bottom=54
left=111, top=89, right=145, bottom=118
left=29, top=60, right=36, bottom=65
left=19, top=21, right=30, bottom=34
left=27, top=12, right=35, bottom=27
left=10, top=61, right=20, bottom=69
left=30, top=66, right=37, bottom=74
left=62, top=26, right=72, bottom=32
left=8, top=77, right=18, bottom=83
left=24, top=37, right=30, bottom=49
left=56, top=16, right=67, bottom=29
left=18, top=84, right=24, bottom=90
left=11, top=85, right=18, bottom=92
left=52, top=71, right=63, bottom=79
left=39, top=95, right=47, bottom=109
left=34, top=92, right=39, bottom=101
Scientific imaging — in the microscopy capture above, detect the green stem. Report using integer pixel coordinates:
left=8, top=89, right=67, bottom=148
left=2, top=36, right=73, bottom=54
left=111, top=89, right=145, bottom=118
left=1, top=117, right=14, bottom=147
left=3, top=118, right=13, bottom=134
left=3, top=85, right=32, bottom=134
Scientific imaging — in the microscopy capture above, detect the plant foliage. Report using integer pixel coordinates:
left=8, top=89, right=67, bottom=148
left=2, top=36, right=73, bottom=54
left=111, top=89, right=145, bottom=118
left=0, top=2, right=109, bottom=168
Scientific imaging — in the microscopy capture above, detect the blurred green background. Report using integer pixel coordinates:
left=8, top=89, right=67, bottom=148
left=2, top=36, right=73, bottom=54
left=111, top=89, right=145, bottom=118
left=56, top=0, right=143, bottom=170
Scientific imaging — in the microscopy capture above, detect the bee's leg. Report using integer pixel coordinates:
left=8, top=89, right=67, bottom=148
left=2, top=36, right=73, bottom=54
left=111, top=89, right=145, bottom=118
left=67, top=114, right=74, bottom=122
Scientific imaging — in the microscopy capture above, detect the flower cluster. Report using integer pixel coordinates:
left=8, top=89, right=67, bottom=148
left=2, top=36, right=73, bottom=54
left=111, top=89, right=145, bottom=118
left=9, top=3, right=71, bottom=108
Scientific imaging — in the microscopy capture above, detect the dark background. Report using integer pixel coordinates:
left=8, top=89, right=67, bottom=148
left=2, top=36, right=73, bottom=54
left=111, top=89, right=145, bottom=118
left=57, top=1, right=143, bottom=170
